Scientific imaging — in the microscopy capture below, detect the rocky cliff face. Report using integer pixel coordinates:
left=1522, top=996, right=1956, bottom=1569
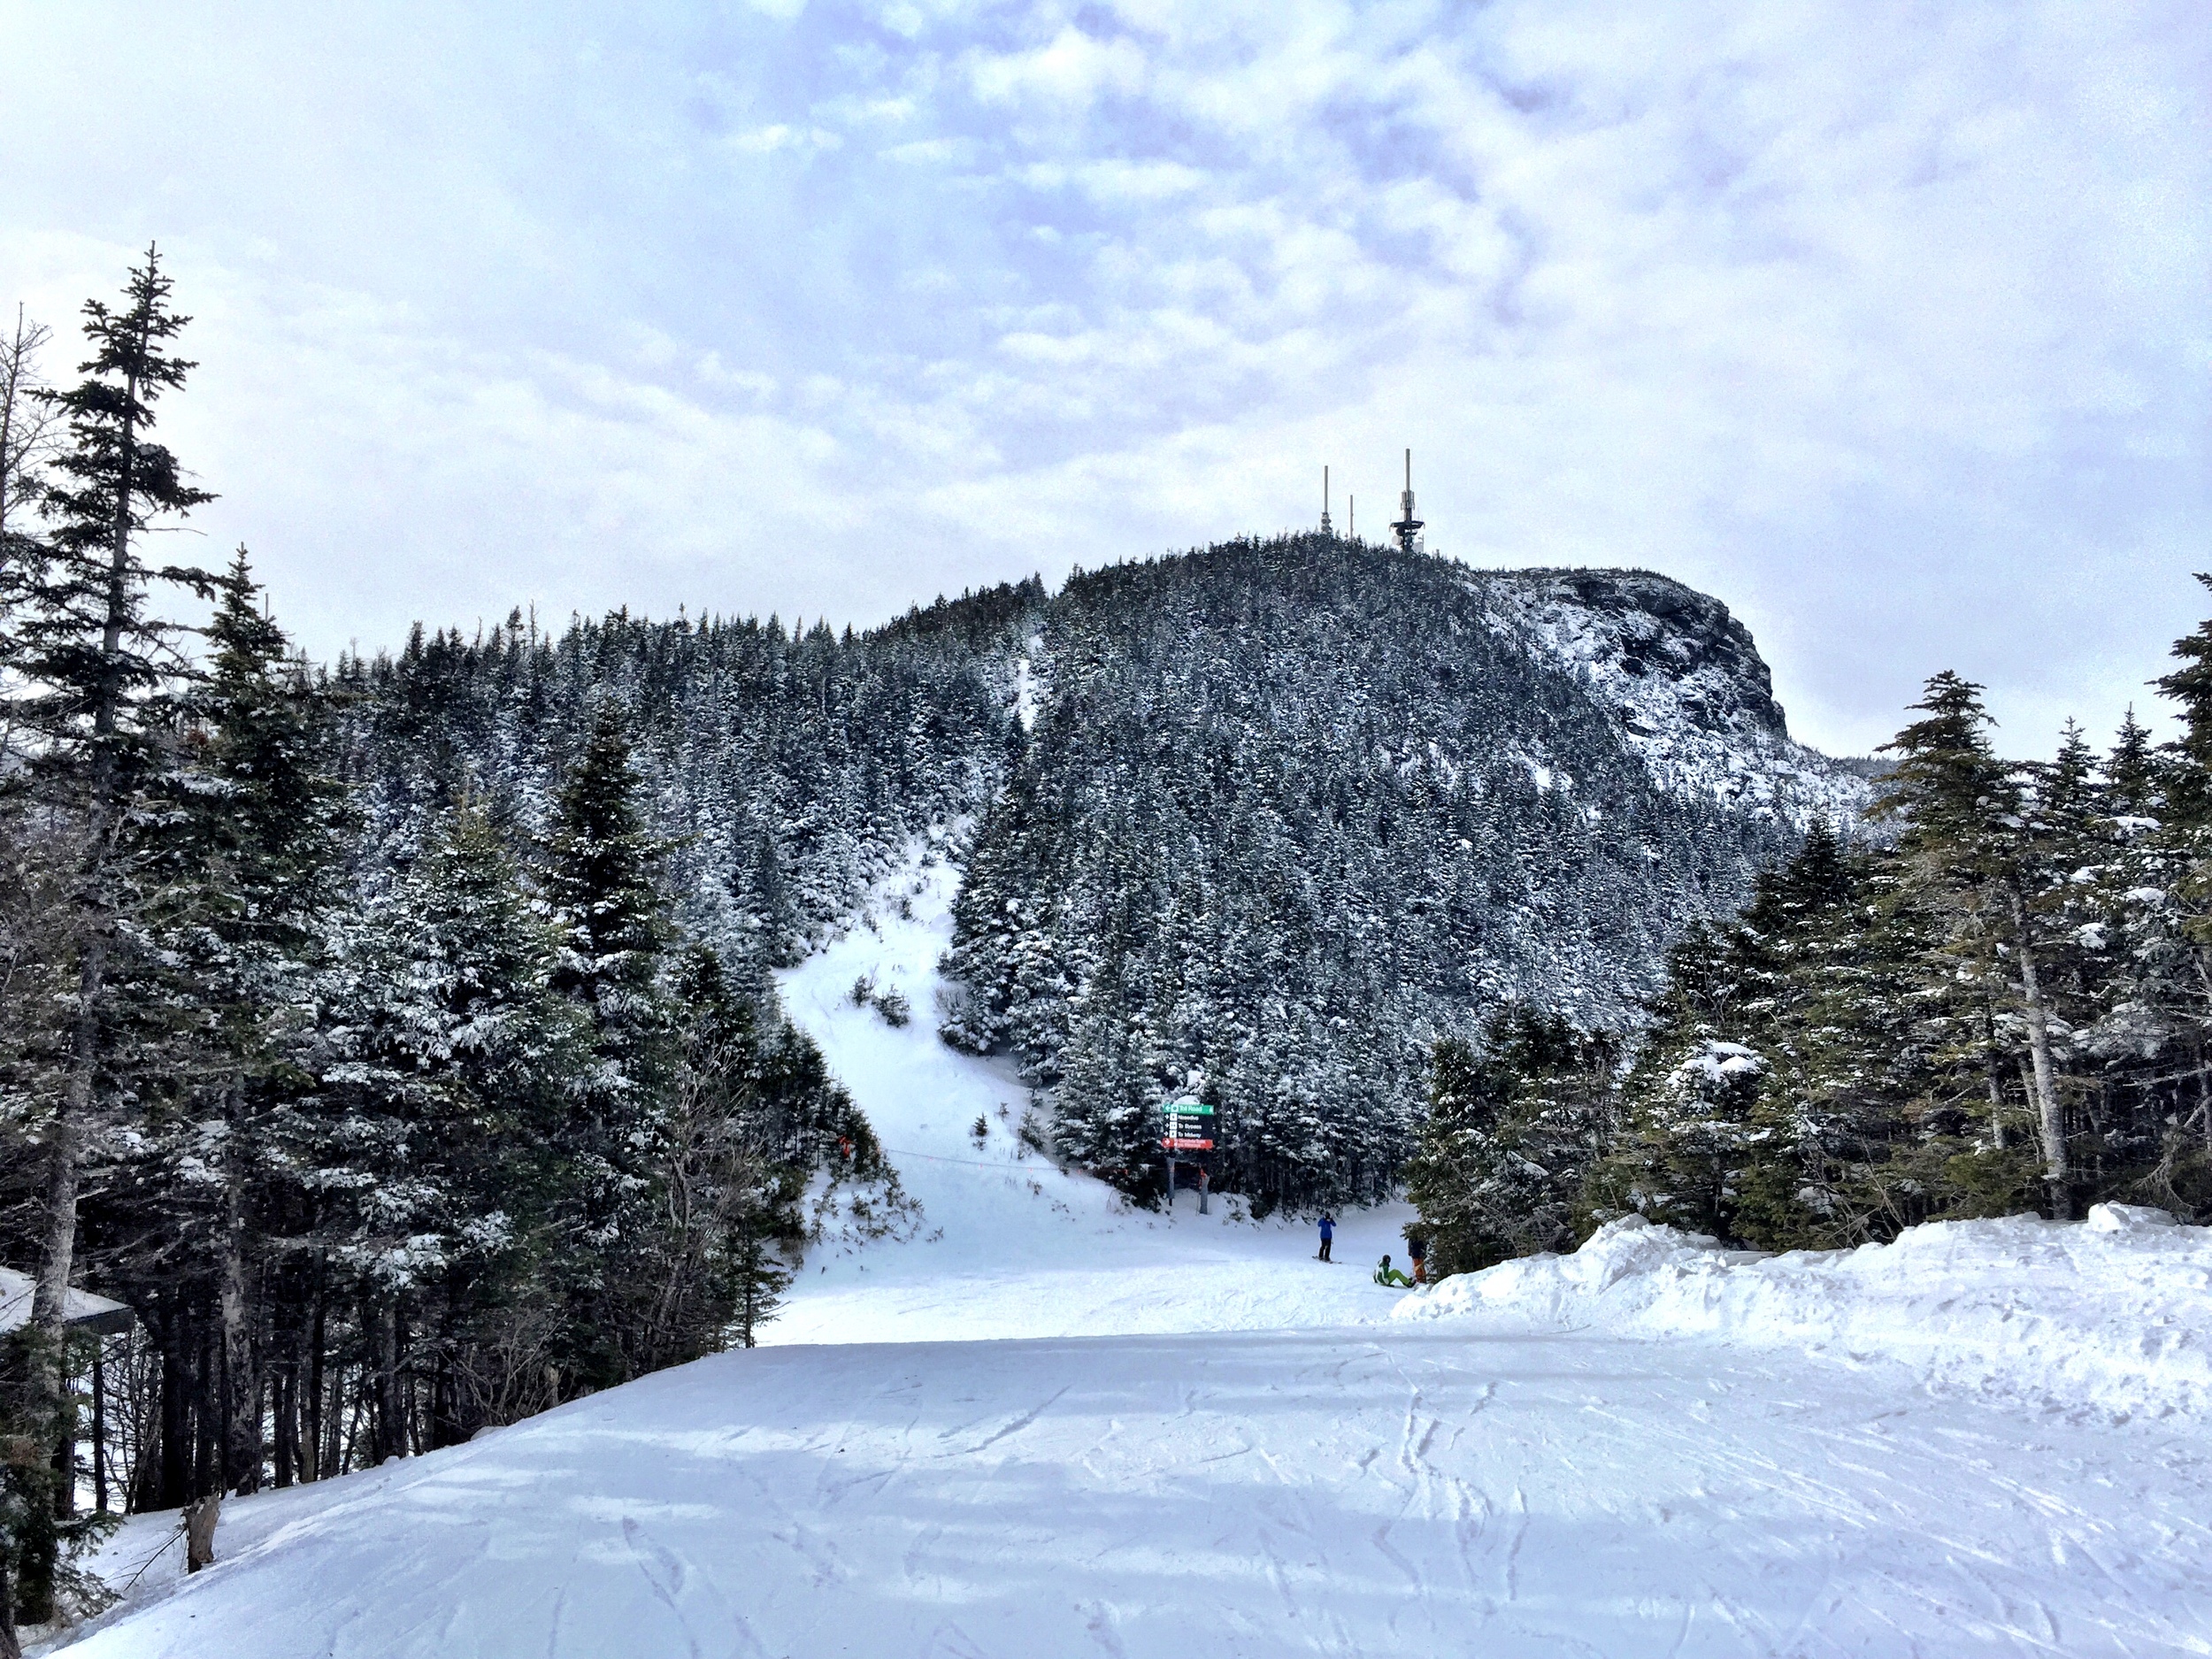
left=1476, top=568, right=1865, bottom=827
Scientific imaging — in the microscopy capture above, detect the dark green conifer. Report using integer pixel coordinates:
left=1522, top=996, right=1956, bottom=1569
left=540, top=706, right=680, bottom=1388
left=1405, top=1012, right=1614, bottom=1273
left=0, top=246, right=213, bottom=1624
left=146, top=550, right=347, bottom=1494
left=2154, top=575, right=2212, bottom=830
left=1873, top=673, right=2076, bottom=1215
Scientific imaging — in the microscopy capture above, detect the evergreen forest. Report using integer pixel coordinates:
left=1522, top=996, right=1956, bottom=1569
left=0, top=254, right=914, bottom=1635
left=1407, top=643, right=2212, bottom=1277
left=1, top=250, right=2195, bottom=1640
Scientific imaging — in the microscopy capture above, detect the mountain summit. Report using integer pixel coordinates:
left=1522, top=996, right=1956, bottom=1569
left=930, top=538, right=1861, bottom=1200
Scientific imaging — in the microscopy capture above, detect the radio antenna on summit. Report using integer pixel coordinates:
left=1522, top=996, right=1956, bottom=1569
left=1390, top=448, right=1424, bottom=555
left=1321, top=465, right=1333, bottom=537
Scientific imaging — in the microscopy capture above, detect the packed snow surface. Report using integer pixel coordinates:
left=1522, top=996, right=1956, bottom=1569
left=64, top=1318, right=2211, bottom=1659
left=56, top=852, right=2212, bottom=1655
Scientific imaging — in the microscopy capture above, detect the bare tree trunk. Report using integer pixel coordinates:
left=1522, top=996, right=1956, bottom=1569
left=276, top=1374, right=293, bottom=1490
left=11, top=947, right=99, bottom=1625
left=1985, top=1053, right=2007, bottom=1151
left=51, top=1338, right=76, bottom=1520
left=194, top=1323, right=218, bottom=1499
left=31, top=950, right=97, bottom=1338
left=0, top=1557, right=20, bottom=1659
left=219, top=1073, right=258, bottom=1493
left=2007, top=884, right=2070, bottom=1217
left=91, top=1340, right=109, bottom=1514
left=184, top=1493, right=219, bottom=1572
left=367, top=1299, right=403, bottom=1463
left=272, top=1265, right=300, bottom=1491
left=303, top=1269, right=326, bottom=1483
left=337, top=1371, right=362, bottom=1475
left=156, top=1296, right=190, bottom=1509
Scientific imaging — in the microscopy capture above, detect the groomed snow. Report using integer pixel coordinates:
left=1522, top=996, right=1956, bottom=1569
left=49, top=850, right=2212, bottom=1655
left=59, top=1318, right=2212, bottom=1658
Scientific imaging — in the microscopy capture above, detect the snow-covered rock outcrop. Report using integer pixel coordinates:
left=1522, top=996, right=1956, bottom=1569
left=1395, top=1205, right=2212, bottom=1421
left=1477, top=568, right=1871, bottom=827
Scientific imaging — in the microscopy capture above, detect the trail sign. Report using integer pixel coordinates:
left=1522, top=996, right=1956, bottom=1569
left=1161, top=1098, right=1215, bottom=1150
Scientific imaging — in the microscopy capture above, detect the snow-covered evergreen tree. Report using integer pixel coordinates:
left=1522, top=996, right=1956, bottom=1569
left=0, top=245, right=213, bottom=1624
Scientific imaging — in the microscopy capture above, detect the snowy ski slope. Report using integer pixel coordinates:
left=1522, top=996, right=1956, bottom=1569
left=764, top=840, right=1422, bottom=1346
left=51, top=851, right=2212, bottom=1656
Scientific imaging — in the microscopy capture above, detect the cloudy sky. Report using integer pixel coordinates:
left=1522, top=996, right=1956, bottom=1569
left=1, top=0, right=2205, bottom=756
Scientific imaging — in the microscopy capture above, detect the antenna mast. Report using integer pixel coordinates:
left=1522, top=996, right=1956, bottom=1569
left=1390, top=448, right=1424, bottom=555
left=1321, top=465, right=1333, bottom=537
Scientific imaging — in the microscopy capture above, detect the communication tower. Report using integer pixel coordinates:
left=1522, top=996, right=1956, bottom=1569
left=1390, top=448, right=1424, bottom=555
left=1321, top=465, right=1333, bottom=537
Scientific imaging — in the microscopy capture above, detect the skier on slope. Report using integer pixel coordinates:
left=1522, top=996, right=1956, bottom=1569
left=1374, top=1254, right=1413, bottom=1289
left=1317, top=1212, right=1335, bottom=1263
left=1405, top=1231, right=1429, bottom=1286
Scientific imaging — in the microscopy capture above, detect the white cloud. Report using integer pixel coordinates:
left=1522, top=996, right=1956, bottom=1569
left=0, top=0, right=2203, bottom=757
left=727, top=123, right=842, bottom=154
left=879, top=135, right=974, bottom=165
left=969, top=26, right=1148, bottom=109
left=1018, top=158, right=1207, bottom=202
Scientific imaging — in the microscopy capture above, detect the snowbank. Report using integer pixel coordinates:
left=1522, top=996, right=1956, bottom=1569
left=1394, top=1204, right=2212, bottom=1422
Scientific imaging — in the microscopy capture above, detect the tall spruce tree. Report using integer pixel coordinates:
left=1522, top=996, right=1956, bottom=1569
left=147, top=552, right=347, bottom=1494
left=2107, top=708, right=2158, bottom=818
left=1871, top=672, right=2077, bottom=1216
left=1722, top=826, right=1939, bottom=1246
left=539, top=706, right=679, bottom=1388
left=2101, top=575, right=2212, bottom=1174
left=2154, top=575, right=2212, bottom=832
left=319, top=800, right=584, bottom=1452
left=1402, top=1037, right=1511, bottom=1273
left=0, top=247, right=212, bottom=1625
left=1405, top=1010, right=1618, bottom=1273
left=657, top=949, right=795, bottom=1356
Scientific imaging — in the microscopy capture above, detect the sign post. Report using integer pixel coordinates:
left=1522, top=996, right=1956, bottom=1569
left=1161, top=1099, right=1215, bottom=1211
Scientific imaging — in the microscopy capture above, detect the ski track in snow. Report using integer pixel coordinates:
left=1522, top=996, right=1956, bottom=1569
left=51, top=849, right=2212, bottom=1656
left=58, top=1332, right=2212, bottom=1658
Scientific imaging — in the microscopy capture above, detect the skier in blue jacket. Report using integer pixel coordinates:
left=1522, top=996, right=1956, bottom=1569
left=1317, top=1213, right=1335, bottom=1263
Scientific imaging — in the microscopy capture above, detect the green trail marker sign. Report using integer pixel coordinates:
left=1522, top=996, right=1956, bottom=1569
left=1161, top=1099, right=1215, bottom=1151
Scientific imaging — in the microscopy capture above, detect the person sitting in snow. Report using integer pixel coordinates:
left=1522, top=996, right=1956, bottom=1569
left=1317, top=1213, right=1335, bottom=1262
left=1374, top=1254, right=1412, bottom=1289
